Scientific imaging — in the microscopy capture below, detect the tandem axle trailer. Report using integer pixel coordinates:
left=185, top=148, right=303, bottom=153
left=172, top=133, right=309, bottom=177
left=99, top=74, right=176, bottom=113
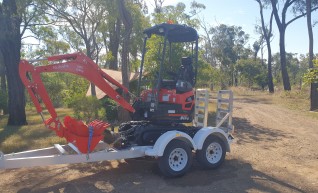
left=0, top=90, right=234, bottom=177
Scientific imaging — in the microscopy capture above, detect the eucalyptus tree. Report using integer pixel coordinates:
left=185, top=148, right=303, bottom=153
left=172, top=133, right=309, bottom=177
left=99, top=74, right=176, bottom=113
left=0, top=0, right=19, bottom=122
left=209, top=24, right=249, bottom=87
left=100, top=0, right=121, bottom=70
left=44, top=0, right=107, bottom=96
left=269, top=0, right=318, bottom=91
left=255, top=0, right=275, bottom=93
left=0, top=0, right=47, bottom=125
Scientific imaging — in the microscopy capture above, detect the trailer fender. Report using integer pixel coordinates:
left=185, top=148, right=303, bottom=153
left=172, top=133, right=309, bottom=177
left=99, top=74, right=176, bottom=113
left=193, top=127, right=231, bottom=152
left=145, top=130, right=197, bottom=157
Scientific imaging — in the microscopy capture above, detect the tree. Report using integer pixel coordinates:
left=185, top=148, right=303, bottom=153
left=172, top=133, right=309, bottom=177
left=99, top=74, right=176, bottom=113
left=306, top=0, right=318, bottom=110
left=236, top=58, right=267, bottom=89
left=270, top=0, right=318, bottom=91
left=255, top=0, right=275, bottom=93
left=0, top=0, right=27, bottom=125
left=100, top=0, right=120, bottom=70
left=253, top=41, right=261, bottom=60
left=117, top=0, right=133, bottom=121
left=45, top=0, right=107, bottom=96
left=208, top=24, right=249, bottom=87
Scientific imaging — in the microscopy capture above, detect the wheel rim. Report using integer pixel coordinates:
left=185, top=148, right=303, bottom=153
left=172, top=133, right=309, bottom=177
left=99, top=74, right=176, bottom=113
left=168, top=148, right=188, bottom=172
left=206, top=142, right=222, bottom=164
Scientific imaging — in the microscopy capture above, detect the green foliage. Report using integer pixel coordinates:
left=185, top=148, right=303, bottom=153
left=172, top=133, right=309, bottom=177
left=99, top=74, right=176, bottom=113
left=42, top=74, right=65, bottom=107
left=40, top=73, right=89, bottom=108
left=236, top=58, right=267, bottom=89
left=272, top=52, right=308, bottom=86
left=100, top=97, right=118, bottom=122
left=129, top=1, right=151, bottom=58
left=201, top=24, right=250, bottom=87
left=62, top=75, right=89, bottom=107
left=210, top=24, right=249, bottom=67
left=70, top=96, right=106, bottom=123
left=303, top=60, right=318, bottom=85
left=196, top=58, right=220, bottom=88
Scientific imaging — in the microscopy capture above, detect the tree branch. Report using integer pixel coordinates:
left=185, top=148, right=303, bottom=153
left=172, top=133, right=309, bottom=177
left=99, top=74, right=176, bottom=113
left=21, top=35, right=38, bottom=40
left=286, top=6, right=318, bottom=26
left=44, top=1, right=84, bottom=36
left=20, top=10, right=39, bottom=37
left=270, top=0, right=282, bottom=29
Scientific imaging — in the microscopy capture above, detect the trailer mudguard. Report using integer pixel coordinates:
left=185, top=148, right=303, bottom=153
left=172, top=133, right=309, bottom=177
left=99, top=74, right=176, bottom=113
left=193, top=127, right=231, bottom=152
left=145, top=130, right=197, bottom=157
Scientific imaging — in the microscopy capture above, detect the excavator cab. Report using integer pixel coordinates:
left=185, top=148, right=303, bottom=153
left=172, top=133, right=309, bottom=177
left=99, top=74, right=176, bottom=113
left=133, top=23, right=199, bottom=124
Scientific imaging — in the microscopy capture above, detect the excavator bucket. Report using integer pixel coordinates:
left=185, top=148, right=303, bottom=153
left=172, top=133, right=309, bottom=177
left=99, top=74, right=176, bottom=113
left=64, top=116, right=110, bottom=153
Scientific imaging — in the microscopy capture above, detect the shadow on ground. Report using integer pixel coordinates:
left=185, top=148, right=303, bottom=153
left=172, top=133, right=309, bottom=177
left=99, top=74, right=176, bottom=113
left=234, top=97, right=273, bottom=105
left=233, top=117, right=292, bottom=146
left=14, top=157, right=307, bottom=193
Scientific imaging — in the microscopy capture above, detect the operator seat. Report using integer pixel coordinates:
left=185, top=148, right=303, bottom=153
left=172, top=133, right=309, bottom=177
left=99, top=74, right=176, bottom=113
left=176, top=57, right=194, bottom=93
left=161, top=57, right=194, bottom=92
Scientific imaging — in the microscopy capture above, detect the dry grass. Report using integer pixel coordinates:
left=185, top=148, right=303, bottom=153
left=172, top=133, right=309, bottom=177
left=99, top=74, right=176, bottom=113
left=231, top=86, right=318, bottom=119
left=0, top=108, right=72, bottom=154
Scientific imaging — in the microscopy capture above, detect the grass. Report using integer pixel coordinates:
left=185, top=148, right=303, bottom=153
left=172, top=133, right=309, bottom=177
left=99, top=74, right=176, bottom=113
left=0, top=108, right=71, bottom=154
left=231, top=86, right=318, bottom=119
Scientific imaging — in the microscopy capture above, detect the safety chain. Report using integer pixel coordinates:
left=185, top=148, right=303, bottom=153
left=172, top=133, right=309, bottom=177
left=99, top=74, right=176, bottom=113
left=86, top=126, right=94, bottom=160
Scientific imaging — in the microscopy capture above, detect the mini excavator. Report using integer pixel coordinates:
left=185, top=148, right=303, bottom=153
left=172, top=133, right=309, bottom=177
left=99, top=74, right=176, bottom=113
left=19, top=23, right=199, bottom=153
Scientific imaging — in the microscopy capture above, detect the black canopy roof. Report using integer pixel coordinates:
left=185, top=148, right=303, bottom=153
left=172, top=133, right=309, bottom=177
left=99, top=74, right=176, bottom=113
left=143, top=23, right=198, bottom=43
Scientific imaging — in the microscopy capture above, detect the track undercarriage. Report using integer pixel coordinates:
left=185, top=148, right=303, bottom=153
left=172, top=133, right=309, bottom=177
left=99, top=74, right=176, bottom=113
left=107, top=122, right=200, bottom=148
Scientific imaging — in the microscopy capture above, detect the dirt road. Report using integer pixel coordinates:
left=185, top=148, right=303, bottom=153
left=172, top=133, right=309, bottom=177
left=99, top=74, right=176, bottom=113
left=1, top=95, right=318, bottom=193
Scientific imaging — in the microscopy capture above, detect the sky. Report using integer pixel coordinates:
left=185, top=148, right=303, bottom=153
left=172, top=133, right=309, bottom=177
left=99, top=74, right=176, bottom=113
left=144, top=0, right=318, bottom=57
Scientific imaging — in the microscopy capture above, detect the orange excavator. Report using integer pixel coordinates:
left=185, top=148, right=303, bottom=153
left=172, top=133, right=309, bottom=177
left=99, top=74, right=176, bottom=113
left=5, top=24, right=234, bottom=177
left=19, top=23, right=199, bottom=154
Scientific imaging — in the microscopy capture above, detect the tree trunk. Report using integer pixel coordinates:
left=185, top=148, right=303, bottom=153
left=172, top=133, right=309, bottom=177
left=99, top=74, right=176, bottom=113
left=0, top=0, right=27, bottom=125
left=279, top=29, right=291, bottom=91
left=256, top=0, right=274, bottom=93
left=108, top=18, right=121, bottom=70
left=270, top=0, right=292, bottom=91
left=0, top=50, right=6, bottom=92
left=266, top=41, right=274, bottom=93
left=306, top=0, right=318, bottom=111
left=310, top=83, right=318, bottom=111
left=86, top=45, right=96, bottom=96
left=0, top=74, right=6, bottom=92
left=117, top=0, right=133, bottom=122
left=307, top=0, right=314, bottom=69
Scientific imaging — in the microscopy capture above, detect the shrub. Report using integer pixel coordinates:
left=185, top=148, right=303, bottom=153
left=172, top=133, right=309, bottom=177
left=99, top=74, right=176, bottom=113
left=302, top=61, right=318, bottom=86
left=70, top=96, right=106, bottom=123
left=100, top=97, right=118, bottom=123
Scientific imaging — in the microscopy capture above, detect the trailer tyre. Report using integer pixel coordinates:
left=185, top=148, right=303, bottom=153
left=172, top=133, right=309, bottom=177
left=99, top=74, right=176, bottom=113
left=158, top=139, right=192, bottom=177
left=196, top=135, right=226, bottom=169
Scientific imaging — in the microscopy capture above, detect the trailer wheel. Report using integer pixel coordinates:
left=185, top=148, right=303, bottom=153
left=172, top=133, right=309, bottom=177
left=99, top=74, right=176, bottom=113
left=158, top=139, right=192, bottom=177
left=196, top=135, right=226, bottom=169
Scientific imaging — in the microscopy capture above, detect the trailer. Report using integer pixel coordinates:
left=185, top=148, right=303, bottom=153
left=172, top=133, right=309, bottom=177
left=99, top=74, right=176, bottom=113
left=0, top=90, right=234, bottom=177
